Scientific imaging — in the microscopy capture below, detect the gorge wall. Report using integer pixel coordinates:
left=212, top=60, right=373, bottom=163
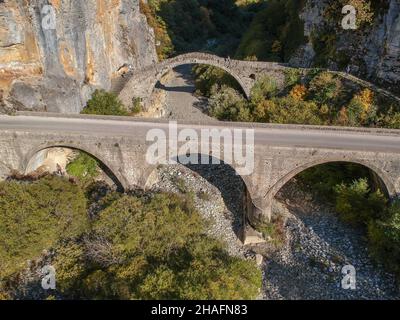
left=0, top=0, right=157, bottom=113
left=290, top=0, right=400, bottom=94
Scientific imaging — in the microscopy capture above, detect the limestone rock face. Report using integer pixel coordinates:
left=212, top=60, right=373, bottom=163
left=0, top=0, right=157, bottom=113
left=290, top=0, right=400, bottom=94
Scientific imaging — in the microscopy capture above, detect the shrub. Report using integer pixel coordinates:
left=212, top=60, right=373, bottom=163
left=345, top=89, right=377, bottom=126
left=250, top=75, right=278, bottom=104
left=254, top=96, right=323, bottom=125
left=0, top=176, right=88, bottom=282
left=209, top=85, right=252, bottom=121
left=193, top=65, right=243, bottom=98
left=55, top=193, right=262, bottom=299
left=334, top=178, right=387, bottom=225
left=308, top=72, right=342, bottom=105
left=130, top=97, right=143, bottom=115
left=172, top=176, right=189, bottom=194
left=284, top=68, right=301, bottom=88
left=298, top=163, right=371, bottom=202
left=289, top=84, right=307, bottom=101
left=256, top=216, right=285, bottom=248
left=66, top=152, right=100, bottom=182
left=368, top=200, right=400, bottom=276
left=81, top=90, right=128, bottom=116
left=376, top=107, right=400, bottom=129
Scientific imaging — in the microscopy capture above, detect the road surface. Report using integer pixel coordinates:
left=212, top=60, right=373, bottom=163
left=1, top=115, right=400, bottom=154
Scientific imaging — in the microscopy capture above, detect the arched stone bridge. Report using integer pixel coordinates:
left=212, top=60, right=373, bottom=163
left=118, top=52, right=288, bottom=109
left=117, top=52, right=400, bottom=110
left=1, top=114, right=400, bottom=242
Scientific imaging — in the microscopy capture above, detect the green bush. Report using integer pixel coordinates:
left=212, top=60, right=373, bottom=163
left=0, top=176, right=88, bottom=282
left=284, top=68, right=302, bottom=89
left=66, top=152, right=100, bottom=182
left=376, top=108, right=400, bottom=129
left=54, top=193, right=262, bottom=299
left=1, top=177, right=262, bottom=300
left=250, top=75, right=278, bottom=104
left=308, top=72, right=342, bottom=105
left=253, top=96, right=323, bottom=125
left=334, top=178, right=387, bottom=226
left=193, top=65, right=243, bottom=98
left=236, top=0, right=306, bottom=61
left=368, top=200, right=400, bottom=276
left=81, top=90, right=128, bottom=116
left=130, top=97, right=143, bottom=115
left=209, top=85, right=252, bottom=122
left=298, top=163, right=371, bottom=202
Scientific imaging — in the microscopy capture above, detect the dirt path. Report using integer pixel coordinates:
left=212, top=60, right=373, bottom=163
left=157, top=65, right=215, bottom=122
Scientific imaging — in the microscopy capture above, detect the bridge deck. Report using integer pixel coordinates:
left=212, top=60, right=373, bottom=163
left=2, top=113, right=400, bottom=154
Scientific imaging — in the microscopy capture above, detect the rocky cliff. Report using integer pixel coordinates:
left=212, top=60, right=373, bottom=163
left=290, top=0, right=400, bottom=95
left=0, top=0, right=157, bottom=113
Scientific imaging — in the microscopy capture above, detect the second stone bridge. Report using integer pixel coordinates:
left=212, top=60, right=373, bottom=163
left=118, top=52, right=288, bottom=109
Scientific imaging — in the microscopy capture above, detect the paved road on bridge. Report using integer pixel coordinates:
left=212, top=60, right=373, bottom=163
left=1, top=115, right=400, bottom=154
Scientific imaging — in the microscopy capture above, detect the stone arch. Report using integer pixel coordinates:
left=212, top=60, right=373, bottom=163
left=143, top=152, right=255, bottom=198
left=118, top=52, right=252, bottom=108
left=151, top=53, right=251, bottom=98
left=24, top=144, right=126, bottom=191
left=266, top=158, right=396, bottom=203
left=143, top=152, right=257, bottom=241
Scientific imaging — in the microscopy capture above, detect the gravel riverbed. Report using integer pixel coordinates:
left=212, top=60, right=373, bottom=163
left=149, top=163, right=399, bottom=300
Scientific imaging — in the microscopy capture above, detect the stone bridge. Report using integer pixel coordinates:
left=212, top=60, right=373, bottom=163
left=118, top=52, right=288, bottom=109
left=1, top=115, right=400, bottom=242
left=117, top=52, right=400, bottom=111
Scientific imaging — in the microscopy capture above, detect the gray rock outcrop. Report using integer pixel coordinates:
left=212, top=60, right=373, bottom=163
left=290, top=0, right=400, bottom=94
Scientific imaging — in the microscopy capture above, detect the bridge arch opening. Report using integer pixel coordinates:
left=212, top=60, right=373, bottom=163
left=145, top=154, right=254, bottom=241
left=270, top=160, right=393, bottom=204
left=25, top=146, right=124, bottom=191
left=154, top=63, right=247, bottom=97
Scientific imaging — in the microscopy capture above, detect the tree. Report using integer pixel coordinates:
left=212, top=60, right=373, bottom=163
left=250, top=75, right=278, bottom=104
left=308, top=72, right=342, bottom=105
left=209, top=85, right=251, bottom=122
left=253, top=96, right=323, bottom=125
left=81, top=90, right=128, bottom=116
left=334, top=178, right=387, bottom=225
left=345, top=89, right=377, bottom=126
left=289, top=84, right=307, bottom=101
left=368, top=200, right=400, bottom=277
left=66, top=151, right=100, bottom=184
left=193, top=65, right=243, bottom=98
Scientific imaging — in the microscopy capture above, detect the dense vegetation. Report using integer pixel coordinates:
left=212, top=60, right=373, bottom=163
left=140, top=0, right=264, bottom=59
left=298, top=163, right=400, bottom=278
left=0, top=176, right=89, bottom=299
left=202, top=70, right=400, bottom=128
left=0, top=175, right=261, bottom=300
left=236, top=0, right=306, bottom=61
